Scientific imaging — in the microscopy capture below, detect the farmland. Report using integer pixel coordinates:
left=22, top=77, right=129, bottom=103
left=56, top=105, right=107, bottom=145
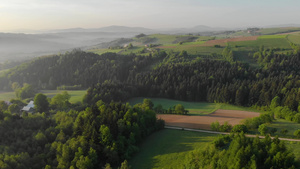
left=0, top=91, right=16, bottom=101
left=88, top=32, right=296, bottom=65
left=257, top=27, right=300, bottom=35
left=228, top=37, right=292, bottom=49
left=129, top=128, right=300, bottom=169
left=157, top=109, right=260, bottom=130
left=287, top=34, right=300, bottom=44
left=128, top=97, right=262, bottom=115
left=129, top=97, right=261, bottom=130
left=129, top=129, right=217, bottom=169
left=0, top=90, right=86, bottom=103
left=1, top=25, right=300, bottom=168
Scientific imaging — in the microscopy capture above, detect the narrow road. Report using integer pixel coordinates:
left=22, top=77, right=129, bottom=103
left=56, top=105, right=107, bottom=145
left=165, top=126, right=300, bottom=142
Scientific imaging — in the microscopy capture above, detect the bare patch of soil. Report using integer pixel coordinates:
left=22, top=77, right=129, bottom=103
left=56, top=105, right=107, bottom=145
left=157, top=109, right=260, bottom=130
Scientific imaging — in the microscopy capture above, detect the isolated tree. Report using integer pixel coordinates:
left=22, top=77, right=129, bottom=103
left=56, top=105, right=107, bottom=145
left=16, top=83, right=36, bottom=99
left=175, top=104, right=185, bottom=114
left=211, top=121, right=220, bottom=131
left=270, top=96, right=280, bottom=110
left=258, top=124, right=268, bottom=136
left=50, top=91, right=71, bottom=110
left=34, top=93, right=49, bottom=113
left=142, top=99, right=154, bottom=110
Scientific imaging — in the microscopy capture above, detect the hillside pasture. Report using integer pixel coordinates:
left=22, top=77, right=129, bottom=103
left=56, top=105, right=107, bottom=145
left=203, top=36, right=259, bottom=46
left=258, top=35, right=287, bottom=39
left=157, top=109, right=260, bottom=130
left=156, top=43, right=224, bottom=56
left=257, top=27, right=300, bottom=35
left=147, top=34, right=178, bottom=44
left=228, top=38, right=292, bottom=49
left=88, top=48, right=123, bottom=55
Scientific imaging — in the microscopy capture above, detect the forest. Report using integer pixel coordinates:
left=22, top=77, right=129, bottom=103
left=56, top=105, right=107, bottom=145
left=0, top=39, right=300, bottom=168
left=183, top=133, right=297, bottom=169
left=0, top=97, right=164, bottom=169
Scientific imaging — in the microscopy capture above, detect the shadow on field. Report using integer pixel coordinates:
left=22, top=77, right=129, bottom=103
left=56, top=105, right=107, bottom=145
left=130, top=129, right=215, bottom=169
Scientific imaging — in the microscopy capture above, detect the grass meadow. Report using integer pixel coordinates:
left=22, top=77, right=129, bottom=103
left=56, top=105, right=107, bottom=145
left=129, top=129, right=217, bottom=169
left=228, top=38, right=292, bottom=49
left=258, top=27, right=300, bottom=35
left=0, top=91, right=16, bottom=101
left=0, top=90, right=86, bottom=103
left=128, top=97, right=261, bottom=115
left=264, top=119, right=300, bottom=139
left=41, top=90, right=86, bottom=103
left=129, top=128, right=300, bottom=169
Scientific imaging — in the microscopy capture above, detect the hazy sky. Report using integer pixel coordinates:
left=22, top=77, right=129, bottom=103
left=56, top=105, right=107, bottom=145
left=1, top=0, right=300, bottom=32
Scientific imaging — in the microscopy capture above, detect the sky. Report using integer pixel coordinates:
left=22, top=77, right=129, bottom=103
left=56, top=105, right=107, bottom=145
left=1, top=0, right=300, bottom=32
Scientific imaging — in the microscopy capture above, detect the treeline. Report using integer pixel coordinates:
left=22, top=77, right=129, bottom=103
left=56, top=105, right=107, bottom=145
left=0, top=49, right=157, bottom=90
left=0, top=99, right=164, bottom=169
left=183, top=133, right=297, bottom=169
left=2, top=48, right=300, bottom=121
left=84, top=51, right=300, bottom=123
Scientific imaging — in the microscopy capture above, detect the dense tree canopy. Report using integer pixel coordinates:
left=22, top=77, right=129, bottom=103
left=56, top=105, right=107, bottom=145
left=0, top=99, right=164, bottom=169
left=184, top=134, right=297, bottom=169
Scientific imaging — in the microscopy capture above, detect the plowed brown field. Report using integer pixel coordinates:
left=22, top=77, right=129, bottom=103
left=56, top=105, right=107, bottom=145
left=157, top=109, right=260, bottom=130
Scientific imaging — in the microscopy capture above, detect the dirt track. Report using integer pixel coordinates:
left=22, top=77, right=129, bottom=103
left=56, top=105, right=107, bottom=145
left=157, top=109, right=260, bottom=130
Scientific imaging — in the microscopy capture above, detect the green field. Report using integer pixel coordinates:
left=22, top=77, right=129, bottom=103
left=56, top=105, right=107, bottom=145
left=41, top=90, right=86, bottom=103
left=258, top=35, right=287, bottom=39
left=287, top=34, right=300, bottom=44
left=147, top=34, right=178, bottom=44
left=0, top=90, right=86, bottom=103
left=258, top=27, right=300, bottom=35
left=0, top=91, right=16, bottom=101
left=265, top=119, right=300, bottom=138
left=215, top=31, right=252, bottom=39
left=88, top=48, right=123, bottom=55
left=129, top=129, right=300, bottom=168
left=128, top=97, right=261, bottom=115
left=129, top=129, right=217, bottom=169
left=88, top=32, right=297, bottom=63
left=228, top=38, right=292, bottom=49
